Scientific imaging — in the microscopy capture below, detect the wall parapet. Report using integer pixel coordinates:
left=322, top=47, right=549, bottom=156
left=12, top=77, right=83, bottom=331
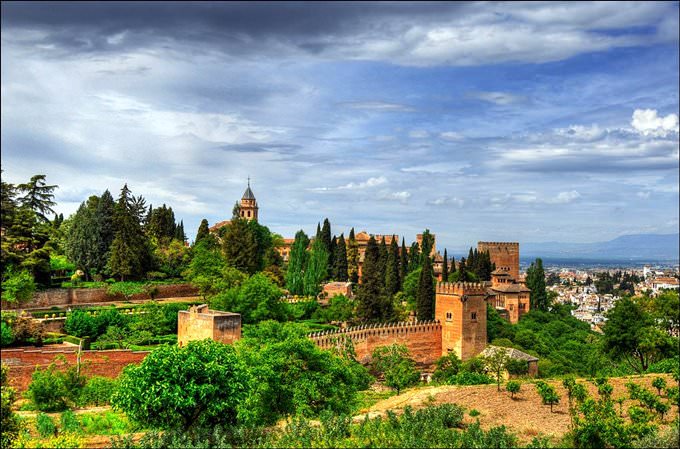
left=477, top=241, right=519, bottom=247
left=435, top=282, right=487, bottom=296
left=308, top=320, right=441, bottom=349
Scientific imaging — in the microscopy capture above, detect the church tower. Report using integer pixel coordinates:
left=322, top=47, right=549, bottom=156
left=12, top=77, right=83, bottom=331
left=239, top=178, right=258, bottom=222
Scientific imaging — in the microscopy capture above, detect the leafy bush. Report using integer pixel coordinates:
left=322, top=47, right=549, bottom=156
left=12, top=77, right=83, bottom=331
left=60, top=410, right=81, bottom=434
left=506, top=380, right=521, bottom=398
left=447, top=372, right=494, bottom=385
left=77, top=376, right=119, bottom=407
left=432, top=352, right=462, bottom=383
left=27, top=362, right=86, bottom=412
left=506, top=358, right=529, bottom=375
left=1, top=269, right=36, bottom=304
left=1, top=321, right=14, bottom=347
left=646, top=357, right=679, bottom=374
left=36, top=413, right=57, bottom=438
left=79, top=411, right=136, bottom=436
left=535, top=381, right=560, bottom=412
left=64, top=310, right=97, bottom=338
left=652, top=377, right=667, bottom=396
left=371, top=344, right=420, bottom=395
left=469, top=409, right=481, bottom=417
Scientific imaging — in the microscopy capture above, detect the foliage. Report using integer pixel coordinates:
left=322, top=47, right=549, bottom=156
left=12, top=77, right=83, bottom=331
left=10, top=315, right=45, bottom=346
left=1, top=321, right=14, bottom=347
left=64, top=310, right=98, bottom=338
left=210, top=273, right=285, bottom=324
left=107, top=281, right=146, bottom=300
left=535, top=381, right=560, bottom=412
left=78, top=376, right=119, bottom=407
left=483, top=347, right=510, bottom=391
left=194, top=218, right=211, bottom=245
left=303, top=237, right=329, bottom=297
left=313, top=294, right=355, bottom=323
left=446, top=372, right=495, bottom=385
left=333, top=233, right=349, bottom=282
left=506, top=380, right=521, bottom=398
left=79, top=410, right=138, bottom=436
left=285, top=230, right=310, bottom=295
left=526, top=258, right=548, bottom=311
left=36, top=413, right=57, bottom=438
left=356, top=236, right=393, bottom=322
left=432, top=352, right=462, bottom=383
left=27, top=360, right=87, bottom=412
left=652, top=376, right=667, bottom=395
left=1, top=365, right=22, bottom=449
left=236, top=321, right=371, bottom=425
left=1, top=268, right=36, bottom=303
left=347, top=228, right=359, bottom=284
left=112, top=339, right=250, bottom=431
left=60, top=410, right=82, bottom=434
left=385, top=237, right=400, bottom=297
left=371, top=344, right=420, bottom=394
left=416, top=255, right=435, bottom=321
left=506, top=358, right=529, bottom=375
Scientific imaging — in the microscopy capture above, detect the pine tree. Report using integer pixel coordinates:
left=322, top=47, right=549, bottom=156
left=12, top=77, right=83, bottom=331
left=356, top=236, right=391, bottom=322
left=442, top=248, right=449, bottom=282
left=333, top=234, right=348, bottom=282
left=285, top=230, right=309, bottom=295
left=347, top=228, right=359, bottom=284
left=328, top=235, right=336, bottom=280
left=304, top=237, right=328, bottom=297
left=175, top=220, right=186, bottom=242
left=399, top=238, right=408, bottom=289
left=65, top=196, right=100, bottom=280
left=385, top=237, right=400, bottom=297
left=457, top=257, right=467, bottom=282
left=195, top=219, right=210, bottom=245
left=94, top=189, right=116, bottom=276
left=526, top=258, right=548, bottom=311
left=408, top=242, right=420, bottom=272
left=378, top=236, right=388, bottom=286
left=416, top=255, right=435, bottom=320
left=108, top=184, right=152, bottom=281
left=17, top=175, right=57, bottom=223
left=222, top=217, right=259, bottom=274
left=419, top=229, right=434, bottom=265
left=449, top=256, right=456, bottom=282
left=321, top=219, right=332, bottom=270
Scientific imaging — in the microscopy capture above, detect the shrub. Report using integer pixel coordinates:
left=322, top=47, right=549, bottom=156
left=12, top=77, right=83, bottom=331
left=77, top=376, right=119, bottom=407
left=506, top=380, right=521, bottom=398
left=64, top=310, right=97, bottom=339
left=28, top=365, right=68, bottom=412
left=36, top=413, right=57, bottom=438
left=506, top=358, right=529, bottom=376
left=11, top=316, right=45, bottom=346
left=1, top=365, right=22, bottom=449
left=371, top=344, right=420, bottom=395
left=461, top=357, right=486, bottom=374
left=432, top=352, right=462, bottom=383
left=448, top=372, right=495, bottom=385
left=652, top=377, right=667, bottom=396
left=1, top=269, right=36, bottom=304
left=536, top=381, right=560, bottom=412
left=469, top=409, right=481, bottom=417
left=60, top=410, right=81, bottom=434
left=1, top=321, right=14, bottom=347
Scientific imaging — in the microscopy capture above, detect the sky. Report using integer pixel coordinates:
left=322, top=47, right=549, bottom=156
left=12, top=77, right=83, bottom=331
left=2, top=1, right=679, bottom=254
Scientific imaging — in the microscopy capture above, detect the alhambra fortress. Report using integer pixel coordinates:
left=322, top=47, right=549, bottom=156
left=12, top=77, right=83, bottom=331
left=180, top=182, right=537, bottom=373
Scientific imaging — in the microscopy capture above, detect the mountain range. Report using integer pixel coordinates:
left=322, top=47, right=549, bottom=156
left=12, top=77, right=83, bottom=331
left=521, top=233, right=679, bottom=261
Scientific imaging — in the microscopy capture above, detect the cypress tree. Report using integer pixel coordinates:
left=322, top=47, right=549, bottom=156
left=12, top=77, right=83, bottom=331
left=66, top=196, right=99, bottom=280
left=321, top=219, right=332, bottom=270
left=285, top=230, right=309, bottom=295
left=222, top=217, right=259, bottom=275
left=385, top=237, right=400, bottom=297
left=347, top=228, right=359, bottom=284
left=95, top=189, right=116, bottom=275
left=356, top=236, right=391, bottom=322
left=328, top=235, right=337, bottom=280
left=195, top=219, right=210, bottom=245
left=449, top=256, right=456, bottom=282
left=334, top=234, right=348, bottom=282
left=457, top=257, right=467, bottom=282
left=419, top=229, right=434, bottom=265
left=416, top=255, right=435, bottom=320
left=468, top=247, right=475, bottom=273
left=526, top=258, right=548, bottom=311
left=378, top=236, right=388, bottom=286
left=399, top=238, right=408, bottom=289
left=408, top=242, right=420, bottom=272
left=442, top=248, right=449, bottom=282
left=315, top=222, right=322, bottom=239
left=304, top=237, right=328, bottom=296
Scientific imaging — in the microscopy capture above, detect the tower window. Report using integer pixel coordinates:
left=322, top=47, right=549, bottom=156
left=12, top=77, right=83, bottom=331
left=471, top=312, right=477, bottom=320
left=248, top=211, right=251, bottom=217
left=446, top=312, right=452, bottom=322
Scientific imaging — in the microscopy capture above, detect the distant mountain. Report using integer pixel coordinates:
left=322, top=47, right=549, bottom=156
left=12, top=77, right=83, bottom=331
left=522, top=233, right=679, bottom=261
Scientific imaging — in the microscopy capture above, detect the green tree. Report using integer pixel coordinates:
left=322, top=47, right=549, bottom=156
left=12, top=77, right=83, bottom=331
left=194, top=219, right=210, bottom=246
left=303, top=237, right=328, bottom=297
left=285, top=230, right=309, bottom=295
left=221, top=217, right=259, bottom=274
left=399, top=238, right=408, bottom=288
left=65, top=196, right=100, bottom=280
left=408, top=241, right=420, bottom=272
left=112, top=340, right=251, bottom=431
left=385, top=237, right=400, bottom=298
left=526, top=258, right=548, bottom=311
left=94, top=189, right=116, bottom=275
left=416, top=255, right=435, bottom=321
left=333, top=234, right=348, bottom=282
left=347, top=228, right=359, bottom=283
left=356, top=236, right=392, bottom=322
left=211, top=273, right=286, bottom=324
left=371, top=344, right=420, bottom=395
left=1, top=365, right=21, bottom=448
left=1, top=268, right=36, bottom=304
left=17, top=174, right=57, bottom=223
left=483, top=347, right=510, bottom=391
left=146, top=204, right=177, bottom=247
left=506, top=380, right=521, bottom=398
left=536, top=381, right=560, bottom=412
left=432, top=352, right=462, bottom=383
left=442, top=248, right=449, bottom=282
left=419, top=230, right=434, bottom=265
left=328, top=234, right=337, bottom=280
left=377, top=236, right=388, bottom=287
left=64, top=310, right=98, bottom=338
left=320, top=218, right=332, bottom=255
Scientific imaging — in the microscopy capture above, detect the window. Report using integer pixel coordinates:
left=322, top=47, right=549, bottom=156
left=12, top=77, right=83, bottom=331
left=471, top=312, right=477, bottom=320
left=247, top=210, right=251, bottom=217
left=519, top=303, right=526, bottom=310
left=509, top=304, right=514, bottom=311
left=446, top=312, right=452, bottom=322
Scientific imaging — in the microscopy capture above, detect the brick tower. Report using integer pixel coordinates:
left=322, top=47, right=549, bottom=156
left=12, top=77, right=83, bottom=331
left=477, top=242, right=519, bottom=280
left=239, top=177, right=258, bottom=222
left=434, top=282, right=488, bottom=361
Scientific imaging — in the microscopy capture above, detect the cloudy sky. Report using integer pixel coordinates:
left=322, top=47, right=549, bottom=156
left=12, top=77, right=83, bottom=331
left=2, top=1, right=678, bottom=253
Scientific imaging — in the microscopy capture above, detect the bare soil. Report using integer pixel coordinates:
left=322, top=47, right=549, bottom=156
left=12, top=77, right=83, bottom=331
left=354, top=373, right=679, bottom=445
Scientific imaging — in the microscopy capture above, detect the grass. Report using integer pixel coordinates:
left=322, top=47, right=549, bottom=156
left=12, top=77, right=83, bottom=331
left=78, top=410, right=138, bottom=435
left=353, top=389, right=397, bottom=413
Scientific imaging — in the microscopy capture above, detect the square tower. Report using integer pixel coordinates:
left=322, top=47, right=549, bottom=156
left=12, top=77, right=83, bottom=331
left=478, top=242, right=519, bottom=281
left=435, top=282, right=488, bottom=361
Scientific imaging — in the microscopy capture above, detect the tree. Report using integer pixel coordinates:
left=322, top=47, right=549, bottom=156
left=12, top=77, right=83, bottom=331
left=333, top=234, right=348, bottom=282
left=603, top=296, right=674, bottom=372
left=483, top=347, right=510, bottom=391
left=536, top=381, right=560, bottom=412
left=457, top=257, right=468, bottom=282
left=175, top=220, right=186, bottom=243
left=1, top=268, right=36, bottom=303
left=112, top=340, right=251, bottom=431
left=285, top=230, right=309, bottom=296
left=399, top=238, right=408, bottom=288
left=432, top=352, right=462, bottom=384
left=221, top=217, right=259, bottom=274
left=378, top=236, right=388, bottom=286
left=526, top=258, right=548, bottom=311
left=211, top=273, right=286, bottom=324
left=385, top=237, right=400, bottom=298
left=320, top=218, right=332, bottom=255
left=146, top=204, right=177, bottom=246
left=1, top=365, right=21, bottom=449
left=94, top=189, right=116, bottom=275
left=408, top=241, right=420, bottom=272
left=65, top=196, right=100, bottom=280
left=17, top=175, right=57, bottom=223
left=356, top=236, right=392, bottom=322
left=419, top=230, right=434, bottom=265
left=416, top=255, right=435, bottom=321
left=303, top=237, right=328, bottom=297
left=442, top=249, right=449, bottom=282
left=328, top=235, right=337, bottom=280
left=371, top=344, right=420, bottom=395
left=347, top=228, right=359, bottom=284
left=506, top=380, right=521, bottom=399
left=652, top=377, right=667, bottom=396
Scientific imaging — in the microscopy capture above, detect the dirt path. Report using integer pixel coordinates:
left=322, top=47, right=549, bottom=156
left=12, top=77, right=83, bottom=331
left=355, top=373, right=678, bottom=444
left=16, top=405, right=111, bottom=418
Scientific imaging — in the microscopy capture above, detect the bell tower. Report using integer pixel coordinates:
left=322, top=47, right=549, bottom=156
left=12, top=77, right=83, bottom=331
left=239, top=177, right=258, bottom=222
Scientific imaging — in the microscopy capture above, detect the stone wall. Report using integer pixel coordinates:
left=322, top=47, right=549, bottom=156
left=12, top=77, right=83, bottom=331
left=309, top=320, right=442, bottom=368
left=1, top=347, right=149, bottom=392
left=2, top=283, right=198, bottom=310
left=177, top=305, right=241, bottom=347
left=478, top=242, right=520, bottom=281
left=435, top=282, right=488, bottom=361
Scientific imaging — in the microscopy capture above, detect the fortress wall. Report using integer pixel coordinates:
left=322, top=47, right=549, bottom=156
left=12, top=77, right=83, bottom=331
left=309, top=320, right=442, bottom=368
left=478, top=242, right=520, bottom=280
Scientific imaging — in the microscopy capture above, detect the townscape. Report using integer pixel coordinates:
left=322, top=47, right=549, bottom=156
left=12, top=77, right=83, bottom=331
left=1, top=2, right=679, bottom=449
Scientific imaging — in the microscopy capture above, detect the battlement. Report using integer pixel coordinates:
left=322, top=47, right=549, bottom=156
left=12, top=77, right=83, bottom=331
left=308, top=320, right=441, bottom=348
left=478, top=242, right=519, bottom=247
left=435, top=282, right=487, bottom=296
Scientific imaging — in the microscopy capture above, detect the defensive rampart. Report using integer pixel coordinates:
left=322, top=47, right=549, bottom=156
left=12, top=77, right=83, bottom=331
left=309, top=320, right=442, bottom=367
left=1, top=347, right=149, bottom=392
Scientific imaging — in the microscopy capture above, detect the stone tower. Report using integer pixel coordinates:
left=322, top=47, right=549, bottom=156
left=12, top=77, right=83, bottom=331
left=239, top=178, right=258, bottom=222
left=434, top=282, right=488, bottom=361
left=477, top=242, right=520, bottom=280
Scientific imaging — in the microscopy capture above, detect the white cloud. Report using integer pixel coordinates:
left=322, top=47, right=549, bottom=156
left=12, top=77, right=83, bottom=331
left=631, top=109, right=679, bottom=137
left=637, top=191, right=651, bottom=199
left=409, top=129, right=430, bottom=139
left=342, top=101, right=414, bottom=112
left=472, top=91, right=524, bottom=105
left=310, top=176, right=388, bottom=192
left=378, top=190, right=411, bottom=203
left=439, top=131, right=464, bottom=141
left=554, top=125, right=605, bottom=141
left=428, top=196, right=465, bottom=207
left=549, top=191, right=581, bottom=204
left=400, top=163, right=469, bottom=175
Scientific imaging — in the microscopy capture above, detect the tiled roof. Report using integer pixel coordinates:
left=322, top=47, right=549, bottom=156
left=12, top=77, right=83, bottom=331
left=209, top=220, right=231, bottom=232
left=482, top=345, right=539, bottom=362
left=242, top=185, right=256, bottom=200
left=490, top=283, right=530, bottom=293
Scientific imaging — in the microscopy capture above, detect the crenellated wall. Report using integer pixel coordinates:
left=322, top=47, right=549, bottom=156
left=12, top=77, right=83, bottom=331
left=309, top=320, right=442, bottom=367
